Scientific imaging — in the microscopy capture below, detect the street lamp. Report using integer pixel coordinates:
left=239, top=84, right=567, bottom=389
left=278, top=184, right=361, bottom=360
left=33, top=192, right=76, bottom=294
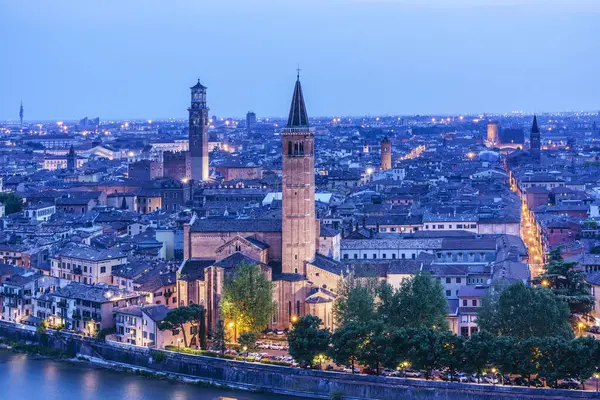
left=594, top=373, right=599, bottom=393
left=177, top=338, right=181, bottom=352
left=578, top=322, right=584, bottom=337
left=318, top=354, right=325, bottom=370
left=243, top=345, right=248, bottom=363
left=491, top=368, right=497, bottom=386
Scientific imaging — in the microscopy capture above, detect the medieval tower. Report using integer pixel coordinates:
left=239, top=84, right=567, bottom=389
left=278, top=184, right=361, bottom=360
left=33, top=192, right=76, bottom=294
left=281, top=72, right=316, bottom=276
left=530, top=115, right=541, bottom=163
left=380, top=136, right=392, bottom=170
left=189, top=79, right=210, bottom=181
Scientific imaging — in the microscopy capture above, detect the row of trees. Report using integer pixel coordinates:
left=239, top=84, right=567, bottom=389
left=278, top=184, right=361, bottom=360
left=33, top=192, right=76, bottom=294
left=290, top=316, right=600, bottom=387
left=288, top=273, right=600, bottom=388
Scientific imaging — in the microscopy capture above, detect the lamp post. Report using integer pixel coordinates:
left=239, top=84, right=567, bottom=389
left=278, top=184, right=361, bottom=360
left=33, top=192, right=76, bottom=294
left=177, top=338, right=181, bottom=352
left=243, top=345, right=248, bottom=363
left=318, top=354, right=324, bottom=370
left=491, top=368, right=497, bottom=386
left=595, top=373, right=599, bottom=393
left=578, top=322, right=584, bottom=337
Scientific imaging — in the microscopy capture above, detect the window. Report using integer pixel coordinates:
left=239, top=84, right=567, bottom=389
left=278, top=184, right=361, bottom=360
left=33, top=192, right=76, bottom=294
left=446, top=278, right=451, bottom=284
left=462, top=299, right=467, bottom=307
left=472, top=299, right=478, bottom=307
left=100, top=266, right=106, bottom=274
left=446, top=290, right=451, bottom=297
left=363, top=254, right=367, bottom=259
left=382, top=254, right=386, bottom=259
left=392, top=254, right=396, bottom=259
left=372, top=254, right=377, bottom=259
left=456, top=277, right=461, bottom=284
left=343, top=254, right=349, bottom=259
left=353, top=254, right=358, bottom=259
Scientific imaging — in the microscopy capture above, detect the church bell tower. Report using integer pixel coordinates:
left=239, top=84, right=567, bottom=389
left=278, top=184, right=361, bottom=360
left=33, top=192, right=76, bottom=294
left=281, top=72, right=316, bottom=275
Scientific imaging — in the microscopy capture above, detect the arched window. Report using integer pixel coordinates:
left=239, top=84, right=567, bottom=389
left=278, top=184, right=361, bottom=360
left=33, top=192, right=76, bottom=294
left=299, top=142, right=304, bottom=155
left=296, top=300, right=301, bottom=315
left=288, top=141, right=292, bottom=156
left=294, top=142, right=299, bottom=155
left=288, top=301, right=292, bottom=318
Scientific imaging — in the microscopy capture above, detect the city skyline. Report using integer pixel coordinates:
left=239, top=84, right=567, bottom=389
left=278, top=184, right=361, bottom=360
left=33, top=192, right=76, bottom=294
left=2, top=0, right=599, bottom=121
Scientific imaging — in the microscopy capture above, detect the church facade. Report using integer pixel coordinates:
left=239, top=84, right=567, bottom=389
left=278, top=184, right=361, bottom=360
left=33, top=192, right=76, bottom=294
left=178, top=75, right=342, bottom=335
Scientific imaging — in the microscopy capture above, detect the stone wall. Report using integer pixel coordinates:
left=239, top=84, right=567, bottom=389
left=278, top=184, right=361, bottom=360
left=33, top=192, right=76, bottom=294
left=1, top=323, right=598, bottom=400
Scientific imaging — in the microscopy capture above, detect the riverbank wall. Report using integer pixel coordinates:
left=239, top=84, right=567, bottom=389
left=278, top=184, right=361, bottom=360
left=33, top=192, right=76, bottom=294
left=0, top=322, right=598, bottom=400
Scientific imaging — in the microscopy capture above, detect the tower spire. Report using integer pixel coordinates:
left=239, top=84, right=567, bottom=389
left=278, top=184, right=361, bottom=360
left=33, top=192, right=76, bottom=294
left=19, top=101, right=24, bottom=128
left=531, top=114, right=539, bottom=133
left=286, top=71, right=309, bottom=128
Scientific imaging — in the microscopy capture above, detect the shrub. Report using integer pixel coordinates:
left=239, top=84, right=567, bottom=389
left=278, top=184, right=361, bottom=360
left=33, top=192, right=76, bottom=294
left=149, top=349, right=168, bottom=363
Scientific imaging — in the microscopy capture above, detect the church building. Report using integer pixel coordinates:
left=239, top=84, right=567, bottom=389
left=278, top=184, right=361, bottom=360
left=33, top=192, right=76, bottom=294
left=177, top=74, right=342, bottom=335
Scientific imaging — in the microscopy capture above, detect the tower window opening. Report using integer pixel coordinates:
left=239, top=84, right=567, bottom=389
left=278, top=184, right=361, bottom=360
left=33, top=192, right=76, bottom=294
left=288, top=141, right=292, bottom=156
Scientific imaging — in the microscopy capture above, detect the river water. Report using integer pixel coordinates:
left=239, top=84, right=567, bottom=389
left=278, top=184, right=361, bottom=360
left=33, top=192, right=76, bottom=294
left=0, top=350, right=301, bottom=400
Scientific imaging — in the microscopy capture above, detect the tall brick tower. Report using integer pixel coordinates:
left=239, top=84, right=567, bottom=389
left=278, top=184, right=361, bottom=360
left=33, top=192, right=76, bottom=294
left=381, top=136, right=392, bottom=170
left=281, top=72, right=316, bottom=275
left=530, top=115, right=541, bottom=163
left=189, top=79, right=210, bottom=181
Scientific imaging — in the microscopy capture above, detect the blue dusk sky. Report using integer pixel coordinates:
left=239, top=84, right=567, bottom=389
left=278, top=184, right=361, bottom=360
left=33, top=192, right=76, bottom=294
left=1, top=0, right=599, bottom=121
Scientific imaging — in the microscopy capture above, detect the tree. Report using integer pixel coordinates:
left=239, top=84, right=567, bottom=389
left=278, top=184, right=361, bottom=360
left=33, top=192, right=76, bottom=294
left=237, top=332, right=258, bottom=353
left=388, top=273, right=449, bottom=331
left=288, top=315, right=331, bottom=367
left=565, top=336, right=599, bottom=389
left=512, top=337, right=542, bottom=385
left=333, top=275, right=377, bottom=327
left=406, top=328, right=442, bottom=379
left=437, top=331, right=466, bottom=377
left=541, top=247, right=594, bottom=317
left=187, top=304, right=207, bottom=349
left=213, top=319, right=229, bottom=356
left=536, top=336, right=568, bottom=387
left=356, top=320, right=388, bottom=374
left=220, top=262, right=277, bottom=335
left=158, top=305, right=206, bottom=347
left=463, top=331, right=494, bottom=382
left=328, top=322, right=368, bottom=374
left=0, top=192, right=23, bottom=215
left=477, top=281, right=573, bottom=339
left=490, top=335, right=517, bottom=383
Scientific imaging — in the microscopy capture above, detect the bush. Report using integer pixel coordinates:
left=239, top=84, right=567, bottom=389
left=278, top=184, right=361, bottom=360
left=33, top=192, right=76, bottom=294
left=149, top=349, right=168, bottom=363
left=330, top=390, right=343, bottom=400
left=260, top=359, right=292, bottom=367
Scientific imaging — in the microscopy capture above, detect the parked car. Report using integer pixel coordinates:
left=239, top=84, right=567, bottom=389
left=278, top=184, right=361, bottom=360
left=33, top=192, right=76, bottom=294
left=363, top=368, right=378, bottom=375
left=343, top=366, right=360, bottom=373
left=513, top=376, right=528, bottom=386
left=513, top=377, right=528, bottom=386
left=557, top=381, right=580, bottom=390
left=588, top=325, right=599, bottom=334
left=482, top=375, right=499, bottom=385
left=501, top=375, right=512, bottom=385
left=530, top=378, right=544, bottom=388
left=453, top=373, right=469, bottom=383
left=403, top=369, right=422, bottom=378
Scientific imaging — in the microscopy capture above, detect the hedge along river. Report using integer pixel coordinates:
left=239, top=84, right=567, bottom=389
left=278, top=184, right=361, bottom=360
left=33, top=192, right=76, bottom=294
left=0, top=350, right=303, bottom=400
